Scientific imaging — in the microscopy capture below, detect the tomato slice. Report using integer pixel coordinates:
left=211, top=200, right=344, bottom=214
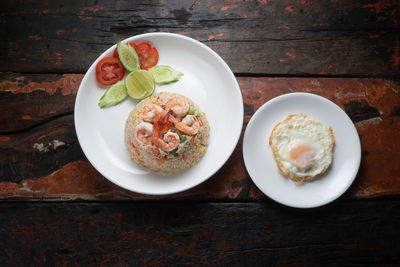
left=135, top=42, right=151, bottom=57
left=140, top=47, right=159, bottom=70
left=129, top=42, right=138, bottom=50
left=96, top=57, right=125, bottom=86
left=112, top=47, right=118, bottom=58
left=133, top=42, right=159, bottom=70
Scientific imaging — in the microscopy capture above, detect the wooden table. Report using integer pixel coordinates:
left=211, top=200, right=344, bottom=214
left=1, top=0, right=399, bottom=265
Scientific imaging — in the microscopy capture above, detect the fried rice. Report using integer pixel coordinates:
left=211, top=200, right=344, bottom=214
left=125, top=92, right=210, bottom=174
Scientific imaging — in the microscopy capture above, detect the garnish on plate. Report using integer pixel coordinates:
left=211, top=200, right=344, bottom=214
left=97, top=40, right=183, bottom=108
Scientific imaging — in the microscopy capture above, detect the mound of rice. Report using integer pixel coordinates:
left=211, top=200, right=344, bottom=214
left=125, top=92, right=210, bottom=174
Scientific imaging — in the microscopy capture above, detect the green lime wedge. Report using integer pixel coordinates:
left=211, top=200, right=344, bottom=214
left=98, top=80, right=128, bottom=108
left=117, top=41, right=140, bottom=72
left=149, top=65, right=183, bottom=85
left=125, top=70, right=155, bottom=100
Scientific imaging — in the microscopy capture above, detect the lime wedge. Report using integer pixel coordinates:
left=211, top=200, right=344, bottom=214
left=149, top=65, right=183, bottom=85
left=125, top=70, right=155, bottom=100
left=117, top=41, right=140, bottom=72
left=98, top=80, right=128, bottom=108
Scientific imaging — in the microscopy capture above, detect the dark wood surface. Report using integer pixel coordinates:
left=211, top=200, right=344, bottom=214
left=1, top=74, right=399, bottom=200
left=2, top=0, right=399, bottom=76
left=1, top=0, right=399, bottom=265
left=1, top=201, right=399, bottom=266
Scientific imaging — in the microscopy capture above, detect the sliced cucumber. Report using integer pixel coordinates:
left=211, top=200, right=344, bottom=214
left=98, top=80, right=128, bottom=108
left=117, top=41, right=140, bottom=72
left=149, top=65, right=183, bottom=85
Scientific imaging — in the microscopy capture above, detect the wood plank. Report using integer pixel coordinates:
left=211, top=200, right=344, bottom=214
left=0, top=115, right=86, bottom=184
left=0, top=201, right=399, bottom=266
left=1, top=74, right=399, bottom=200
left=1, top=0, right=399, bottom=76
left=0, top=72, right=81, bottom=132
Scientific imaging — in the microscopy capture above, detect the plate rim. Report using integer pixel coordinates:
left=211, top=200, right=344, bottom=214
left=243, top=92, right=361, bottom=208
left=74, top=32, right=243, bottom=195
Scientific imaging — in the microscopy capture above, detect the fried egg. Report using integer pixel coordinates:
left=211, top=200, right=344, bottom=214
left=269, top=114, right=335, bottom=183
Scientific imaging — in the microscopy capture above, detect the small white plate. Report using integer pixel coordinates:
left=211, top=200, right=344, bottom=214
left=74, top=33, right=243, bottom=195
left=243, top=93, right=361, bottom=208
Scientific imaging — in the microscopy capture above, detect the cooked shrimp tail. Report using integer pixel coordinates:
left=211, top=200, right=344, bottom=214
left=134, top=122, right=153, bottom=145
left=153, top=109, right=170, bottom=137
left=168, top=114, right=200, bottom=136
left=152, top=109, right=179, bottom=152
left=142, top=104, right=163, bottom=122
left=165, top=97, right=189, bottom=118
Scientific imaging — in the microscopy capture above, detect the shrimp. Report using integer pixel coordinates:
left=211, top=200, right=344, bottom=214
left=165, top=97, right=189, bottom=118
left=134, top=122, right=153, bottom=145
left=142, top=104, right=164, bottom=122
left=152, top=109, right=179, bottom=152
left=162, top=131, right=179, bottom=151
left=168, top=114, right=200, bottom=136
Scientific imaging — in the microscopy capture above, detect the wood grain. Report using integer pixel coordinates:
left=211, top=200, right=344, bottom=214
left=2, top=1, right=399, bottom=264
left=1, top=0, right=399, bottom=76
left=1, top=73, right=399, bottom=200
left=0, top=72, right=81, bottom=133
left=0, top=201, right=399, bottom=266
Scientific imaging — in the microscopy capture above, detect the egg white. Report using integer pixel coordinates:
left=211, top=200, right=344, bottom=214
left=269, top=114, right=335, bottom=182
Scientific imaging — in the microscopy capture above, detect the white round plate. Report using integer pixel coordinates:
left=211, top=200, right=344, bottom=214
left=243, top=93, right=361, bottom=208
left=74, top=33, right=243, bottom=195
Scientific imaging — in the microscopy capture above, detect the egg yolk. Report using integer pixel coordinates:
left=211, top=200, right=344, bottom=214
left=288, top=143, right=316, bottom=171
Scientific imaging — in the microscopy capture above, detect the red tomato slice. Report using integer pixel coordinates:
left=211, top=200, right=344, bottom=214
left=129, top=42, right=138, bottom=50
left=96, top=57, right=125, bottom=86
left=112, top=47, right=118, bottom=58
left=135, top=42, right=159, bottom=69
left=140, top=47, right=159, bottom=70
left=135, top=42, right=151, bottom=58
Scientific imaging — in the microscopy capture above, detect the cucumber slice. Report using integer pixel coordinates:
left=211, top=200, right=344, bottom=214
left=117, top=41, right=140, bottom=72
left=98, top=80, right=128, bottom=108
left=149, top=65, right=183, bottom=85
left=125, top=70, right=155, bottom=100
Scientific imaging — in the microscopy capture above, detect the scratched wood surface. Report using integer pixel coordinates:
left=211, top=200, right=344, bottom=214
left=1, top=0, right=399, bottom=76
left=1, top=73, right=399, bottom=200
left=1, top=201, right=399, bottom=266
left=1, top=0, right=400, bottom=265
